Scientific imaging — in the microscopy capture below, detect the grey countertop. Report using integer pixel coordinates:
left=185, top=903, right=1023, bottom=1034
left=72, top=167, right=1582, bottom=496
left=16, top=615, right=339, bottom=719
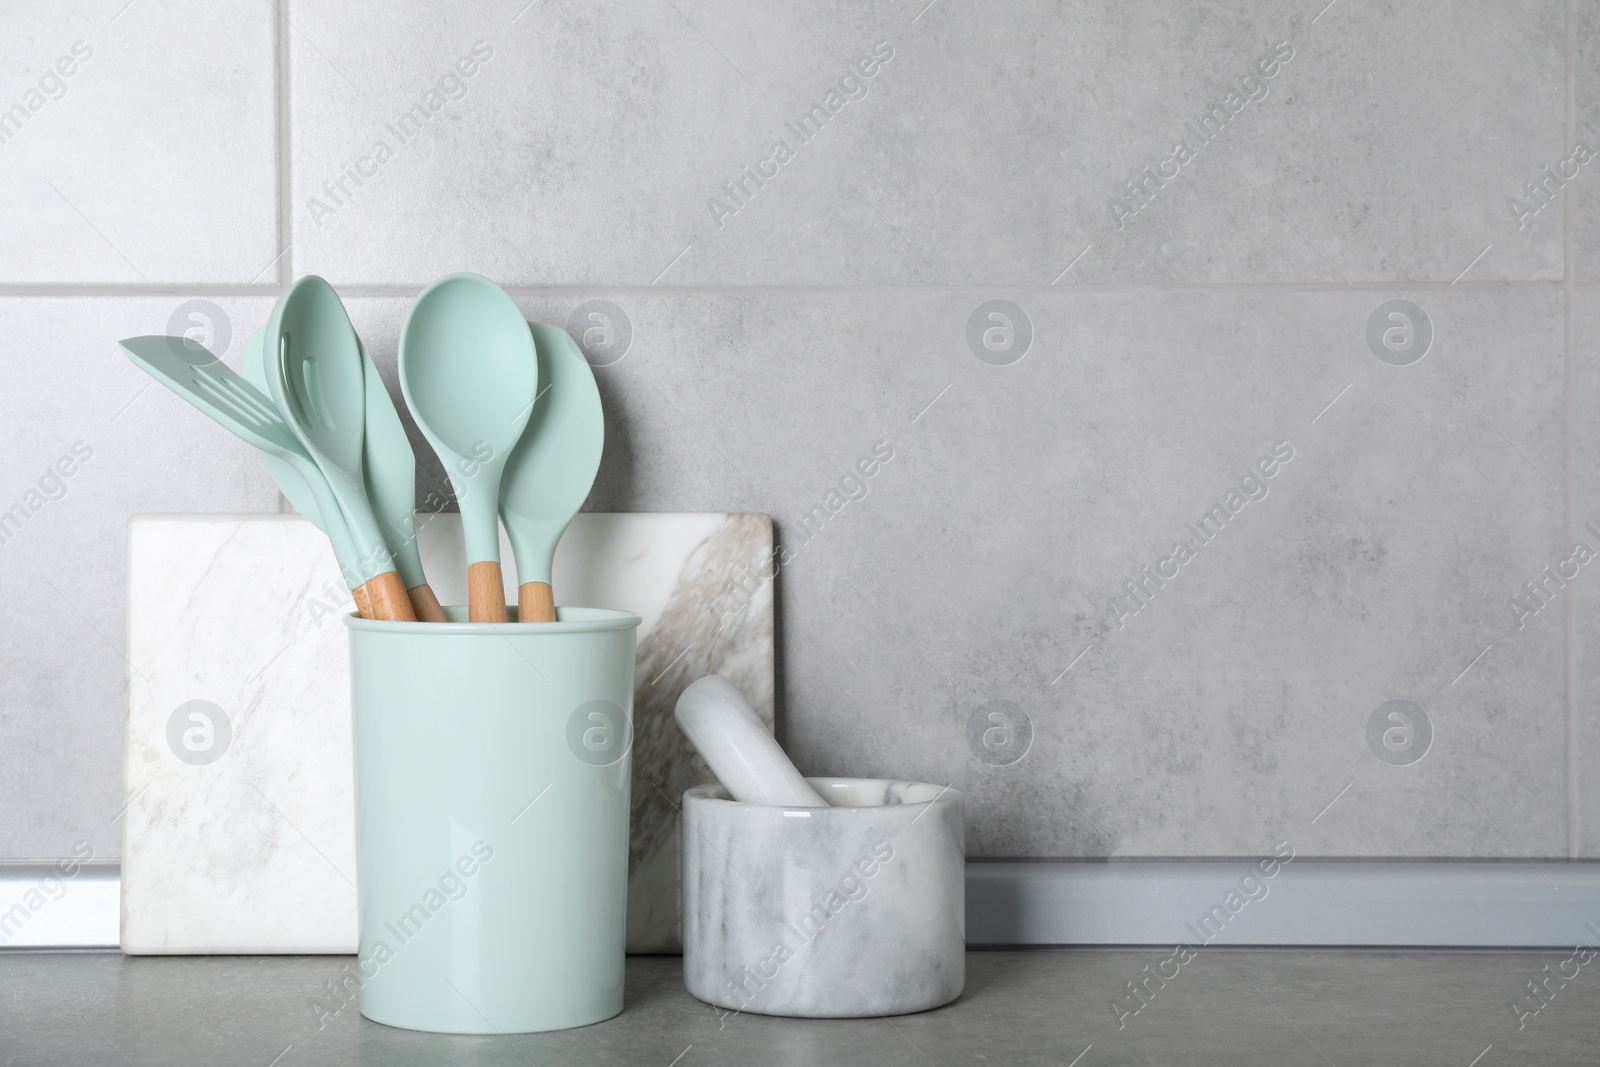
left=2, top=949, right=1596, bottom=1066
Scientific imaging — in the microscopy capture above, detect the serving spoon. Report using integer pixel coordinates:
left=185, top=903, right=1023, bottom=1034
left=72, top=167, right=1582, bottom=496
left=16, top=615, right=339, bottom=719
left=357, top=336, right=448, bottom=622
left=499, top=322, right=604, bottom=623
left=399, top=273, right=537, bottom=623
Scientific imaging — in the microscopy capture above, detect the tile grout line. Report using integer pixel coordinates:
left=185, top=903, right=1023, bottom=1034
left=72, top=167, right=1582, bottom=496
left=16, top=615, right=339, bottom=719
left=273, top=0, right=294, bottom=516
left=0, top=282, right=1586, bottom=299
left=1566, top=0, right=1580, bottom=860
left=276, top=0, right=293, bottom=286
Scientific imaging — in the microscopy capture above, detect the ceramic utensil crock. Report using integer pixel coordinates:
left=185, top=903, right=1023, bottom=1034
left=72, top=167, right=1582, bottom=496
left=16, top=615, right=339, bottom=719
left=346, top=605, right=640, bottom=1033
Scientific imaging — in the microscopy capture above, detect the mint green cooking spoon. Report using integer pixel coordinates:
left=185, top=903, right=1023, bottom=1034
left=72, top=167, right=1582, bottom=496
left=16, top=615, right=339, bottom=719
left=356, top=338, right=448, bottom=623
left=398, top=273, right=537, bottom=623
left=247, top=329, right=446, bottom=622
left=243, top=330, right=366, bottom=605
left=499, top=322, right=604, bottom=622
left=265, top=276, right=414, bottom=622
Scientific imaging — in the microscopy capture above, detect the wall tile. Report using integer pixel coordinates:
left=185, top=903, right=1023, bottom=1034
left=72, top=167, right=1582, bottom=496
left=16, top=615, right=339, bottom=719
left=0, top=2, right=278, bottom=284
left=289, top=0, right=1563, bottom=287
left=1060, top=0, right=1566, bottom=284
left=288, top=0, right=805, bottom=287
left=0, top=298, right=280, bottom=858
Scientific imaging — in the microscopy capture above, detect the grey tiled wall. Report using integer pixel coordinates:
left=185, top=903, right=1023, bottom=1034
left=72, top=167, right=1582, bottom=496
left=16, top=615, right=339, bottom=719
left=1, top=0, right=1593, bottom=861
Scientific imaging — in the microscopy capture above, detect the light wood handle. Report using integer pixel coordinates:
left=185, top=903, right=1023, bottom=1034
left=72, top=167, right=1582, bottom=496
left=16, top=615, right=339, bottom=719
left=351, top=585, right=374, bottom=619
left=406, top=583, right=448, bottom=623
left=518, top=581, right=556, bottom=623
left=467, top=561, right=507, bottom=623
left=363, top=571, right=417, bottom=622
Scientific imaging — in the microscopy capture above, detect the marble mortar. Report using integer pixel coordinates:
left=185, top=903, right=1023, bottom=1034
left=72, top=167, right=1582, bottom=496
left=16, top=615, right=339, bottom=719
left=682, top=778, right=964, bottom=1018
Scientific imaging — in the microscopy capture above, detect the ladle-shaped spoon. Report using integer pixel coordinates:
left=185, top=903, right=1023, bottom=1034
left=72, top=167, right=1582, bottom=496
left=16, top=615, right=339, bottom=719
left=398, top=273, right=537, bottom=622
left=499, top=322, right=604, bottom=623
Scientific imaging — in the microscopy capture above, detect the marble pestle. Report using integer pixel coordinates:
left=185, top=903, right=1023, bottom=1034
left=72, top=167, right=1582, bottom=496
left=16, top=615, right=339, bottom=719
left=674, top=675, right=828, bottom=808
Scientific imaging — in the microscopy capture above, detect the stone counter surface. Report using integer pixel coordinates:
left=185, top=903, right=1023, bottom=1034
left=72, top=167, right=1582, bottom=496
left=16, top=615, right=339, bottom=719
left=2, top=949, right=1597, bottom=1065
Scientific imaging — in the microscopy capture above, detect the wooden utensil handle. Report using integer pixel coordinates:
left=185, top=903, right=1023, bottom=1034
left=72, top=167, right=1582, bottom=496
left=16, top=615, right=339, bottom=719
left=363, top=571, right=418, bottom=622
left=518, top=582, right=556, bottom=623
left=352, top=585, right=374, bottom=619
left=407, top=583, right=448, bottom=623
left=467, top=562, right=507, bottom=623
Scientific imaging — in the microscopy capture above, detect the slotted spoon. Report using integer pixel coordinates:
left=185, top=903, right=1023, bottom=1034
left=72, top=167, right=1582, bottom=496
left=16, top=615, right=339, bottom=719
left=265, top=276, right=414, bottom=622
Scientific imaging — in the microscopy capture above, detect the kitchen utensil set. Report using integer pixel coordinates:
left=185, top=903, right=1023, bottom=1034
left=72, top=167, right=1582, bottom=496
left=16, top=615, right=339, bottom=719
left=120, top=273, right=604, bottom=623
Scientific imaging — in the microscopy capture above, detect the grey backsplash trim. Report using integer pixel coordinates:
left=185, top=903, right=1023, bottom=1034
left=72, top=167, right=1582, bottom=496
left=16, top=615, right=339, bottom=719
left=968, top=861, right=1600, bottom=947
left=7, top=861, right=1600, bottom=950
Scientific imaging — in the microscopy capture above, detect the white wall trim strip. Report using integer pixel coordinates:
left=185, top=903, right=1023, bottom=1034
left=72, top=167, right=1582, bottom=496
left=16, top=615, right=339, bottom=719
left=0, top=863, right=119, bottom=949
left=6, top=861, right=1599, bottom=950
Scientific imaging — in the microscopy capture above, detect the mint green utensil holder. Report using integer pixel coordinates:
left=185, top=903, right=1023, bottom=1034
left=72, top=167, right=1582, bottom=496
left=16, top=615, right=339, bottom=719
left=344, top=606, right=641, bottom=1034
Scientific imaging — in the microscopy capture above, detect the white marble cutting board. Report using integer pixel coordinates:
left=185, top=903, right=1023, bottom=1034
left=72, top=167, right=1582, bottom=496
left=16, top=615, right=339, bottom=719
left=122, top=512, right=773, bottom=954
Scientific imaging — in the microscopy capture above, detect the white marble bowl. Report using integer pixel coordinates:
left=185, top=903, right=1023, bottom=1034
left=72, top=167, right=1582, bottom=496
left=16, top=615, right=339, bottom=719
left=682, top=777, right=965, bottom=1018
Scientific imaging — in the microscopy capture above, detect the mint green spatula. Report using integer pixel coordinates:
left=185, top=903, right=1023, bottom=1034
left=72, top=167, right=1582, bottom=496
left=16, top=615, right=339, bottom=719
left=117, top=335, right=369, bottom=611
left=499, top=322, right=604, bottom=623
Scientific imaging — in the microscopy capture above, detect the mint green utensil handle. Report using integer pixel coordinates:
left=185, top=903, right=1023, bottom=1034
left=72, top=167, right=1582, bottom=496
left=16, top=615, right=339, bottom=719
left=356, top=338, right=429, bottom=591
left=244, top=330, right=365, bottom=590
